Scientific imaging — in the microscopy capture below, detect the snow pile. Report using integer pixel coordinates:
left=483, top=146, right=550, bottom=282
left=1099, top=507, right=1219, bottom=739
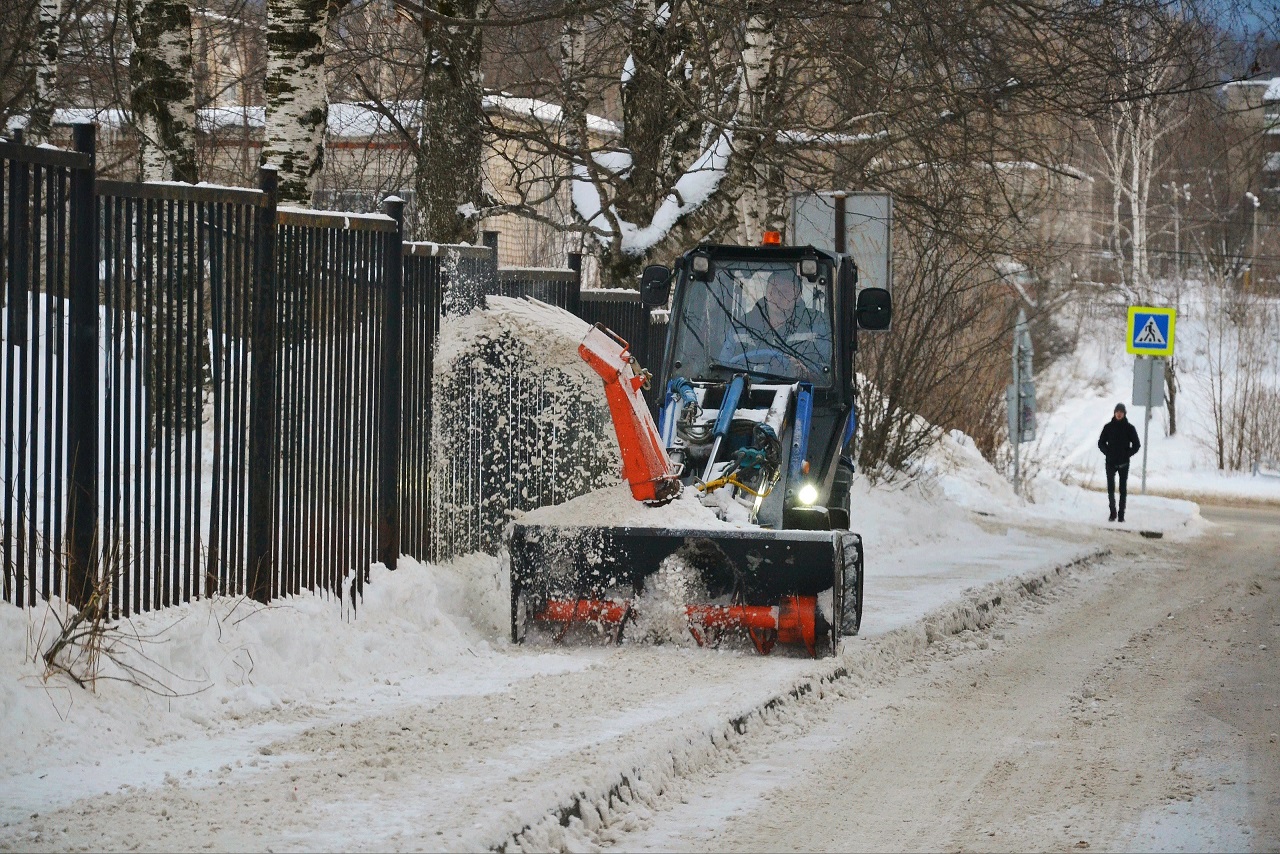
left=0, top=557, right=507, bottom=802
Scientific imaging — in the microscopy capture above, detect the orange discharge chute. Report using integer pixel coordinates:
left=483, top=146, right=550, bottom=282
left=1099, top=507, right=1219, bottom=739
left=578, top=324, right=682, bottom=504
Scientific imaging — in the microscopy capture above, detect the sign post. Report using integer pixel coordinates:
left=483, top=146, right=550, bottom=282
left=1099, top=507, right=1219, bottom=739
left=1007, top=309, right=1035, bottom=495
left=1126, top=306, right=1176, bottom=494
left=1132, top=356, right=1166, bottom=493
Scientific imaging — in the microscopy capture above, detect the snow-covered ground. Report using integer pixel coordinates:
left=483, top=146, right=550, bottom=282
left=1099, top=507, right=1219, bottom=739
left=1030, top=287, right=1280, bottom=506
left=0, top=465, right=1184, bottom=852
left=0, top=287, right=1276, bottom=851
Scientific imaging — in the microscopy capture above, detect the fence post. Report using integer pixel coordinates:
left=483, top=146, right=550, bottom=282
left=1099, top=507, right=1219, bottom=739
left=65, top=123, right=99, bottom=610
left=567, top=252, right=583, bottom=317
left=378, top=197, right=405, bottom=570
left=481, top=231, right=502, bottom=297
left=246, top=167, right=278, bottom=603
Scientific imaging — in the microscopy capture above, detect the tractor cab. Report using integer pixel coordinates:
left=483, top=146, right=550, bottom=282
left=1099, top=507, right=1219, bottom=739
left=640, top=242, right=891, bottom=531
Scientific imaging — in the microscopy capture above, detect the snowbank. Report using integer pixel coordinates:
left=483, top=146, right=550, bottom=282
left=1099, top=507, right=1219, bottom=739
left=0, top=559, right=503, bottom=793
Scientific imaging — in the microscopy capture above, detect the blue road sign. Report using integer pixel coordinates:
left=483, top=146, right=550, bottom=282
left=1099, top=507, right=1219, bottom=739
left=1126, top=306, right=1176, bottom=357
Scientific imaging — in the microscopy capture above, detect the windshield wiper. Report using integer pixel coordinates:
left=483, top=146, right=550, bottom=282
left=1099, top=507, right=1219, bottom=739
left=708, top=360, right=796, bottom=383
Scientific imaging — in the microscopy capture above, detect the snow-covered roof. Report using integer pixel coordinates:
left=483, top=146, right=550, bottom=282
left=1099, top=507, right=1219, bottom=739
left=33, top=93, right=620, bottom=139
left=993, top=161, right=1092, bottom=181
left=485, top=93, right=620, bottom=136
left=197, top=94, right=622, bottom=136
left=1222, top=76, right=1280, bottom=100
left=51, top=107, right=131, bottom=129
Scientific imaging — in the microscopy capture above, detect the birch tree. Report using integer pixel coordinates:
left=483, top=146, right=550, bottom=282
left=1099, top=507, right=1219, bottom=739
left=130, top=0, right=199, bottom=181
left=127, top=0, right=204, bottom=432
left=263, top=0, right=339, bottom=204
left=1089, top=27, right=1189, bottom=298
left=728, top=6, right=784, bottom=242
left=26, top=0, right=64, bottom=142
left=1086, top=11, right=1215, bottom=438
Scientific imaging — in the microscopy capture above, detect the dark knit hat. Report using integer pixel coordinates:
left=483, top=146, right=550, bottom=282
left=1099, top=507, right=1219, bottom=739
left=1114, top=402, right=1126, bottom=414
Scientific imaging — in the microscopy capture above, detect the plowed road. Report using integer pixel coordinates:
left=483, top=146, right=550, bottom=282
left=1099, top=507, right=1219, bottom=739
left=616, top=504, right=1280, bottom=853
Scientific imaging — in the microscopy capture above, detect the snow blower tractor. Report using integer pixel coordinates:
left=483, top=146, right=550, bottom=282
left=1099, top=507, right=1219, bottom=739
left=507, top=234, right=892, bottom=656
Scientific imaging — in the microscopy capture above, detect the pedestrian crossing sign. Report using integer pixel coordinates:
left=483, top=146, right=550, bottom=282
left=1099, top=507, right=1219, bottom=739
left=1126, top=306, right=1176, bottom=357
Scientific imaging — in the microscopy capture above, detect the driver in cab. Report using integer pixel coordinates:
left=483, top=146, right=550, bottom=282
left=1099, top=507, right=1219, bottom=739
left=726, top=269, right=832, bottom=377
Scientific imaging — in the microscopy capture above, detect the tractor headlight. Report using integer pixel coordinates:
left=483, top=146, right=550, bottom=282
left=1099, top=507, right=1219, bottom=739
left=797, top=483, right=819, bottom=506
left=691, top=254, right=711, bottom=276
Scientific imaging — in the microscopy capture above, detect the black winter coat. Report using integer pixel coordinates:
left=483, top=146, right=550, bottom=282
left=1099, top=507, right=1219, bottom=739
left=1098, top=417, right=1141, bottom=466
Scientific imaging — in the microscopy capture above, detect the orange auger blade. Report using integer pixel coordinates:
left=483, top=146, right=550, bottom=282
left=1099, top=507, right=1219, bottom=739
left=532, top=595, right=822, bottom=657
left=578, top=324, right=682, bottom=503
left=685, top=596, right=819, bottom=657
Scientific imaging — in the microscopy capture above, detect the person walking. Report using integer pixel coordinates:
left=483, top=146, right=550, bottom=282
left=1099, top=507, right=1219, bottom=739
left=1097, top=402, right=1141, bottom=522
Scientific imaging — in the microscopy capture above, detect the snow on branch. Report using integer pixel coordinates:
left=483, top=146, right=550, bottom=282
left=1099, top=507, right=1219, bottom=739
left=573, top=130, right=733, bottom=256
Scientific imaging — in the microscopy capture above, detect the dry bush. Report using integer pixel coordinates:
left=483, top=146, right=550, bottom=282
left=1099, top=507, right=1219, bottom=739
left=38, top=565, right=207, bottom=697
left=855, top=175, right=1039, bottom=479
left=1249, top=386, right=1280, bottom=469
left=1194, top=287, right=1280, bottom=471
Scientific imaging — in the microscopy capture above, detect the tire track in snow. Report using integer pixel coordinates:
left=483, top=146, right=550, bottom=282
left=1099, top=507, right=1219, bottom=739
left=499, top=548, right=1110, bottom=852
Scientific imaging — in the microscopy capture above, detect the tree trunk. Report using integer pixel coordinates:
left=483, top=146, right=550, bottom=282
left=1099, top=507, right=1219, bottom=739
left=409, top=0, right=487, bottom=244
left=129, top=0, right=204, bottom=433
left=617, top=0, right=701, bottom=228
left=129, top=0, right=198, bottom=182
left=263, top=0, right=331, bottom=204
left=732, top=9, right=784, bottom=243
left=27, top=0, right=62, bottom=143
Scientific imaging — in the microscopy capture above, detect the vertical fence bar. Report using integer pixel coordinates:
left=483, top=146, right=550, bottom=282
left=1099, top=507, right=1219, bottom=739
left=6, top=151, right=30, bottom=607
left=246, top=167, right=278, bottom=602
left=377, top=198, right=404, bottom=572
left=567, top=252, right=583, bottom=317
left=65, top=123, right=98, bottom=610
left=205, top=201, right=224, bottom=598
left=53, top=167, right=69, bottom=601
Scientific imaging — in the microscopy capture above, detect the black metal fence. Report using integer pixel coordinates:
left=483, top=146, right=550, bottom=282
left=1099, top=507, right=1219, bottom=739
left=1, top=128, right=96, bottom=610
left=95, top=178, right=265, bottom=613
left=2, top=125, right=664, bottom=615
left=579, top=288, right=669, bottom=376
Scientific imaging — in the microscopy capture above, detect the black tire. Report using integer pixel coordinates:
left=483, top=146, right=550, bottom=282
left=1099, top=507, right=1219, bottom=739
left=837, top=532, right=863, bottom=637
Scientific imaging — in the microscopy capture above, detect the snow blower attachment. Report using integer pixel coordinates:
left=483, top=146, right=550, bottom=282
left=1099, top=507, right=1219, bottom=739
left=508, top=241, right=891, bottom=657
